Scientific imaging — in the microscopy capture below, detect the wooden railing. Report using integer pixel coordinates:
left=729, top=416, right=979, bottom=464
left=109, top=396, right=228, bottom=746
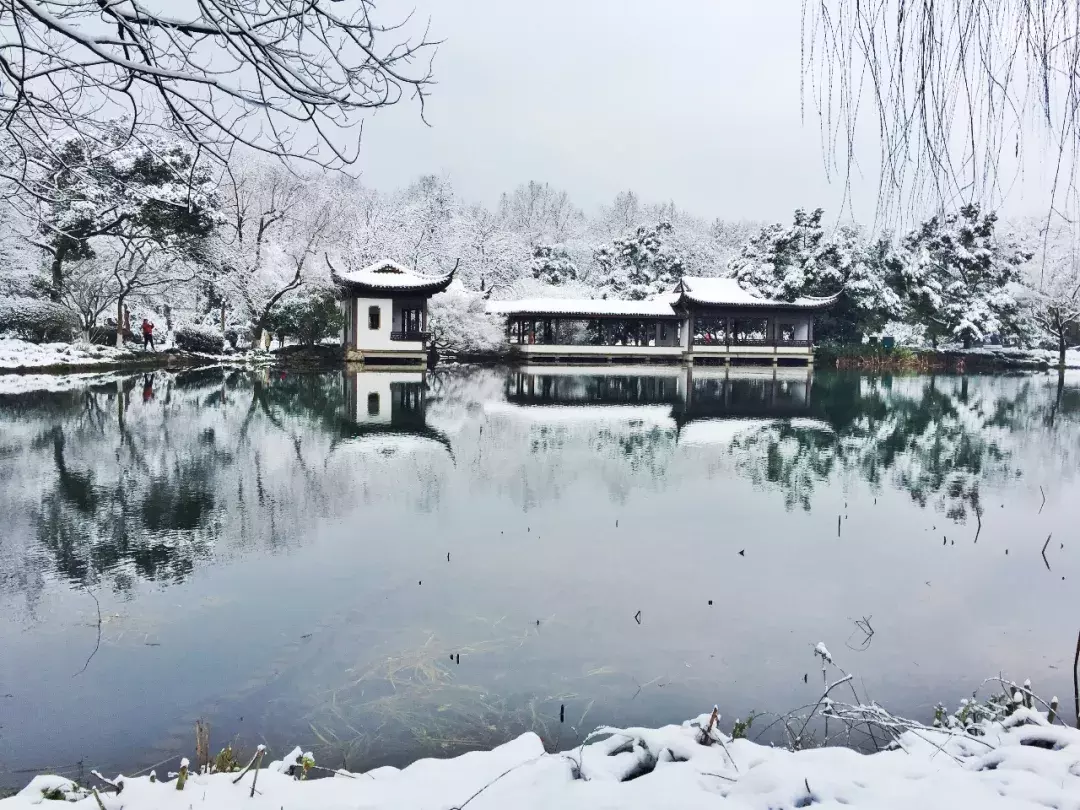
left=390, top=330, right=430, bottom=342
left=692, top=337, right=812, bottom=348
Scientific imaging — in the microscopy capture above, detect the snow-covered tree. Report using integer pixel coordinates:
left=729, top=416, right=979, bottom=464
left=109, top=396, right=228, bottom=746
left=596, top=190, right=644, bottom=239
left=428, top=280, right=504, bottom=356
left=0, top=0, right=435, bottom=181
left=1015, top=221, right=1080, bottom=367
left=709, top=219, right=769, bottom=267
left=30, top=127, right=221, bottom=301
left=107, top=239, right=202, bottom=347
left=896, top=204, right=1029, bottom=348
left=530, top=245, right=579, bottom=285
left=498, top=181, right=585, bottom=247
left=730, top=208, right=903, bottom=340
left=450, top=204, right=527, bottom=293
left=214, top=157, right=340, bottom=344
left=731, top=208, right=842, bottom=300
left=593, top=221, right=685, bottom=300
left=55, top=240, right=127, bottom=341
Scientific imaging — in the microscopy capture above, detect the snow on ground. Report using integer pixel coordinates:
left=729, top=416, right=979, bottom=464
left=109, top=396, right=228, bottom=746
left=1033, top=347, right=1080, bottom=368
left=0, top=338, right=275, bottom=372
left=0, top=338, right=143, bottom=370
left=5, top=712, right=1079, bottom=810
left=0, top=370, right=129, bottom=395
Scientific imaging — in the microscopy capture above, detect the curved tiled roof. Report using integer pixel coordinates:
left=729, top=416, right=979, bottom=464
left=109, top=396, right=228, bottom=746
left=334, top=259, right=455, bottom=295
left=675, top=277, right=838, bottom=309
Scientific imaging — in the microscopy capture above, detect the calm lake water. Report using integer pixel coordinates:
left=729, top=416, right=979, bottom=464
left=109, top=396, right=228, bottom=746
left=1, top=365, right=1078, bottom=786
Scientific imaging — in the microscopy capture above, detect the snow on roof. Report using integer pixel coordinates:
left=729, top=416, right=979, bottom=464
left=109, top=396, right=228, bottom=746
left=488, top=280, right=838, bottom=317
left=486, top=295, right=679, bottom=318
left=677, top=277, right=836, bottom=309
left=336, top=259, right=454, bottom=292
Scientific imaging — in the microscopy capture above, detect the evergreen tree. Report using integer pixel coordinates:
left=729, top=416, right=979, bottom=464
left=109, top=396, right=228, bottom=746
left=530, top=245, right=579, bottom=285
left=593, top=221, right=684, bottom=300
left=731, top=208, right=903, bottom=340
left=897, top=204, right=1029, bottom=348
left=32, top=125, right=220, bottom=300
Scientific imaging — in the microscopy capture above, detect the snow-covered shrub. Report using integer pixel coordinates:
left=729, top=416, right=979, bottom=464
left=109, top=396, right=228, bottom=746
left=873, top=320, right=928, bottom=347
left=0, top=296, right=80, bottom=342
left=269, top=290, right=343, bottom=346
left=174, top=325, right=222, bottom=354
left=429, top=280, right=505, bottom=356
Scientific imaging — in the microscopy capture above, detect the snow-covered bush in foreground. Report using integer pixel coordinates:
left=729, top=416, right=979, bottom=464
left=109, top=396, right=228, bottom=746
left=6, top=700, right=1078, bottom=810
left=5, top=642, right=1077, bottom=810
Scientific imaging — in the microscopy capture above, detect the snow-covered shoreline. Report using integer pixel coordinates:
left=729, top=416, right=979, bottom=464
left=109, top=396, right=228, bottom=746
left=0, top=338, right=271, bottom=375
left=5, top=709, right=1078, bottom=809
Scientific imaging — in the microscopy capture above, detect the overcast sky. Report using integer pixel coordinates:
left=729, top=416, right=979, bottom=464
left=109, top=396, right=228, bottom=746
left=350, top=0, right=1058, bottom=227
left=352, top=0, right=868, bottom=222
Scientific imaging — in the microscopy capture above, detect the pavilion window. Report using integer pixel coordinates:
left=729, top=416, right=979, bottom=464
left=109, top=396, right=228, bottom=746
left=556, top=319, right=593, bottom=345
left=368, top=306, right=381, bottom=330
left=778, top=322, right=796, bottom=342
left=401, top=308, right=423, bottom=334
left=396, top=383, right=423, bottom=413
left=693, top=316, right=727, bottom=345
left=367, top=392, right=380, bottom=416
left=732, top=318, right=768, bottom=343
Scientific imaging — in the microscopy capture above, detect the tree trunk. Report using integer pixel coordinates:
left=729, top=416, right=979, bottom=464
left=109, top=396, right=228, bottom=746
left=116, top=297, right=125, bottom=348
left=1059, top=332, right=1067, bottom=369
left=49, top=242, right=71, bottom=302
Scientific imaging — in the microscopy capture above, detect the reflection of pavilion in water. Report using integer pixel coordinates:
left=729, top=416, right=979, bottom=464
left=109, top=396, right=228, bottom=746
left=341, top=370, right=451, bottom=450
left=503, top=366, right=814, bottom=425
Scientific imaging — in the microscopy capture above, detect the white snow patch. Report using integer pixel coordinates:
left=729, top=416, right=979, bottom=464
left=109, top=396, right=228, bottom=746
left=0, top=338, right=141, bottom=370
left=6, top=715, right=1080, bottom=810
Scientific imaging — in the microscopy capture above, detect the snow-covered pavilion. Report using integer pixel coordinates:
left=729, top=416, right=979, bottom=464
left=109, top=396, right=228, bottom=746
left=333, top=260, right=454, bottom=366
left=486, top=277, right=835, bottom=366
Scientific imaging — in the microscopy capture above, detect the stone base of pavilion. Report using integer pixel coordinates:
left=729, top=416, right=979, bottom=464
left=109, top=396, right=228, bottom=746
left=345, top=348, right=428, bottom=369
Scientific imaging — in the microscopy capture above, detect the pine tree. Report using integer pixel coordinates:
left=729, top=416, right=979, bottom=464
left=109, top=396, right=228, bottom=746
left=530, top=245, right=579, bottom=285
left=897, top=204, right=1029, bottom=348
left=730, top=209, right=903, bottom=340
left=32, top=125, right=221, bottom=301
left=593, top=221, right=684, bottom=300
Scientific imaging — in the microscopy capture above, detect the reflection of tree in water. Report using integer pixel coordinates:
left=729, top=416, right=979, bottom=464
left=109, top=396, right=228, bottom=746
left=7, top=368, right=1080, bottom=596
left=592, top=425, right=678, bottom=479
left=728, top=374, right=1080, bottom=520
left=29, top=375, right=232, bottom=591
left=3, top=368, right=461, bottom=596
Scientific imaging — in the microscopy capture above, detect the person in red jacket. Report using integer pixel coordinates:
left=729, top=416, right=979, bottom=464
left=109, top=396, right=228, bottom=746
left=141, top=318, right=156, bottom=351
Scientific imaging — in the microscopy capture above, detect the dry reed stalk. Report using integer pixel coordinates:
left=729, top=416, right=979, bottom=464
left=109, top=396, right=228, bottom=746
left=195, top=720, right=210, bottom=774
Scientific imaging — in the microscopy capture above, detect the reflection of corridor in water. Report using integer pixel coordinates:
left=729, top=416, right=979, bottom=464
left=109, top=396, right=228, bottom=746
left=502, top=365, right=819, bottom=427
